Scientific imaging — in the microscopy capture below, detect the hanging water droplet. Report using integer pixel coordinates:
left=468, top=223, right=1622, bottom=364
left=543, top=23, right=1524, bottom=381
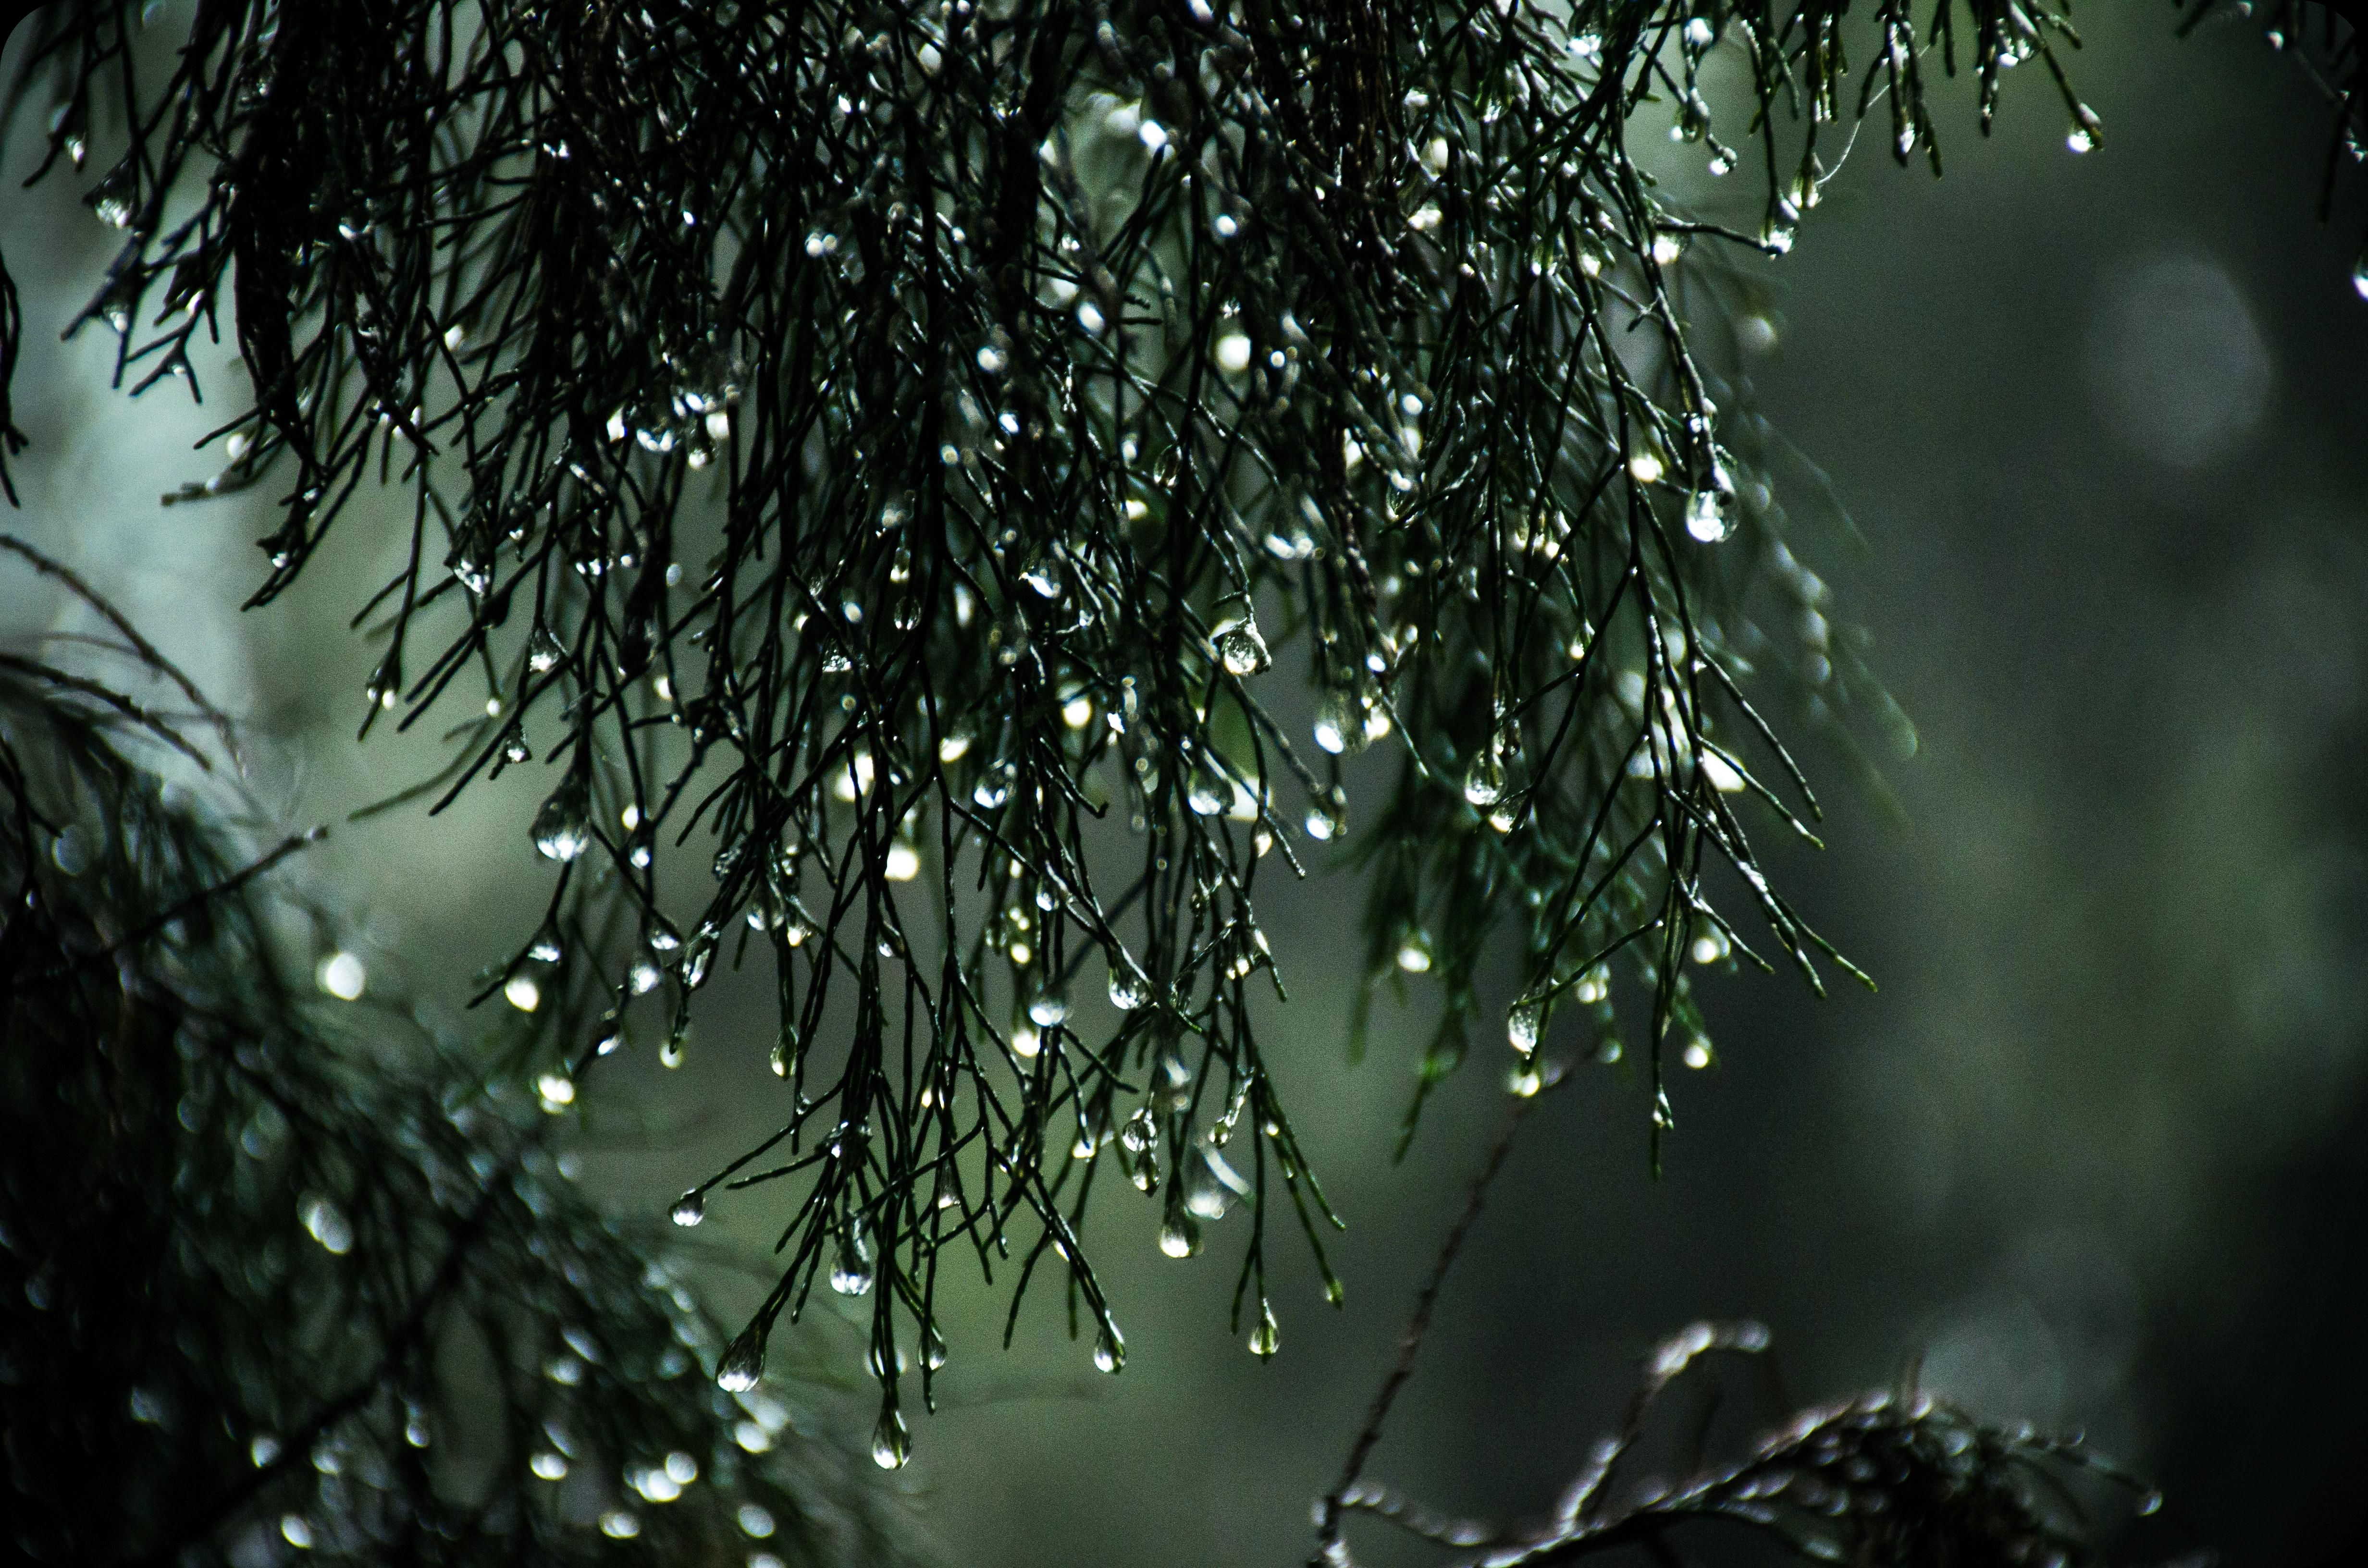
left=528, top=625, right=566, bottom=674
left=1247, top=1298, right=1280, bottom=1359
left=830, top=1225, right=876, bottom=1295
left=924, top=1323, right=949, bottom=1370
left=680, top=926, right=715, bottom=988
left=1186, top=758, right=1229, bottom=816
left=1214, top=621, right=1269, bottom=677
left=1395, top=929, right=1433, bottom=974
left=2066, top=104, right=2100, bottom=155
left=88, top=165, right=136, bottom=229
left=1685, top=488, right=1733, bottom=542
left=2353, top=257, right=2368, bottom=301
left=1159, top=1213, right=1202, bottom=1258
left=1463, top=750, right=1507, bottom=808
left=716, top=1333, right=765, bottom=1392
left=870, top=1408, right=911, bottom=1469
left=1107, top=964, right=1147, bottom=1010
left=1313, top=687, right=1371, bottom=756
left=1507, top=1001, right=1542, bottom=1055
left=1028, top=991, right=1070, bottom=1028
left=531, top=774, right=592, bottom=862
left=670, top=1190, right=705, bottom=1227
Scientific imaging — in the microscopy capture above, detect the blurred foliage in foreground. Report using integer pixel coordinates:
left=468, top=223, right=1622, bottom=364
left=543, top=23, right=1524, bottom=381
left=0, top=539, right=919, bottom=1565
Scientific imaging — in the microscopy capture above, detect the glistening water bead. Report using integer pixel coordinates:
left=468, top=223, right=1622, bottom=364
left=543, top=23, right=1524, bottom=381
left=1685, top=489, right=1732, bottom=542
left=1247, top=1298, right=1280, bottom=1359
left=830, top=1232, right=876, bottom=1295
left=871, top=1409, right=911, bottom=1470
left=715, top=1335, right=765, bottom=1393
left=670, top=1190, right=704, bottom=1226
left=1159, top=1214, right=1201, bottom=1257
left=530, top=776, right=592, bottom=862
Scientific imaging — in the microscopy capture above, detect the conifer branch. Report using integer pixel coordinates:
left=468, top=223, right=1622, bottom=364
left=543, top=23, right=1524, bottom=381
left=2, top=0, right=2361, bottom=1456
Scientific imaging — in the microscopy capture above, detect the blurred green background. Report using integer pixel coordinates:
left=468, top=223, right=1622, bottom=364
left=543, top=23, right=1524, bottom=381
left=5, top=7, right=2366, bottom=1565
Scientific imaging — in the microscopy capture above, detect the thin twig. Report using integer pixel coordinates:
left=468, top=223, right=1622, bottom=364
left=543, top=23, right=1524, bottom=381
left=1312, top=1069, right=1565, bottom=1566
left=72, top=825, right=326, bottom=974
left=0, top=535, right=244, bottom=767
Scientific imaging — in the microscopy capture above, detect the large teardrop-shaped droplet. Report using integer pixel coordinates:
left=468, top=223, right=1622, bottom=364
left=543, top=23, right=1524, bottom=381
left=1158, top=1212, right=1201, bottom=1259
left=1247, top=1298, right=1280, bottom=1360
left=670, top=1190, right=704, bottom=1227
left=1210, top=598, right=1270, bottom=677
left=715, top=1332, right=765, bottom=1392
left=1507, top=1001, right=1542, bottom=1056
left=830, top=1222, right=876, bottom=1296
left=1215, top=622, right=1269, bottom=677
left=1684, top=488, right=1732, bottom=543
left=870, top=1408, right=911, bottom=1470
left=1092, top=1322, right=1126, bottom=1373
left=1462, top=749, right=1507, bottom=808
left=1312, top=687, right=1370, bottom=755
left=531, top=773, right=592, bottom=862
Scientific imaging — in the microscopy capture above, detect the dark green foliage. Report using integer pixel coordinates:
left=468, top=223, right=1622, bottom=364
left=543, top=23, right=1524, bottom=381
left=2, top=0, right=2361, bottom=1471
left=0, top=543, right=916, bottom=1564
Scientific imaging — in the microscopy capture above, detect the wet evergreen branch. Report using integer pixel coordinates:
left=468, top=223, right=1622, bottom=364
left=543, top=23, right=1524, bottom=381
left=1, top=0, right=2358, bottom=1453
